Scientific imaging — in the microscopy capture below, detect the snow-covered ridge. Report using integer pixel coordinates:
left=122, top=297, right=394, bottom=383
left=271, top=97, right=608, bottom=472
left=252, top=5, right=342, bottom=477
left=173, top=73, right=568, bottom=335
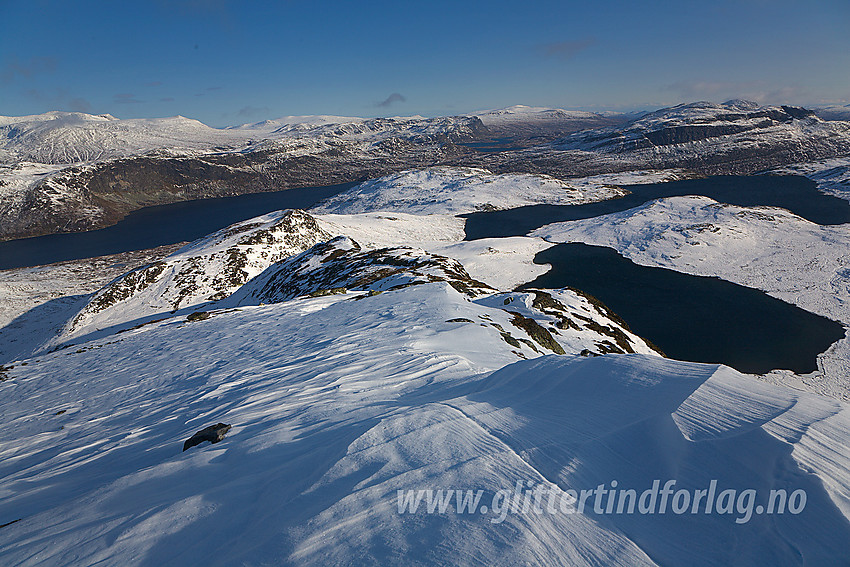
left=58, top=209, right=330, bottom=345
left=523, top=100, right=850, bottom=176
left=48, top=205, right=659, bottom=359
left=557, top=100, right=835, bottom=153
left=0, top=111, right=486, bottom=166
left=473, top=104, right=605, bottom=124
left=227, top=235, right=495, bottom=303
left=226, top=114, right=365, bottom=131
left=471, top=104, right=619, bottom=138
left=813, top=104, right=850, bottom=122
left=0, top=112, right=246, bottom=165
left=310, top=167, right=629, bottom=215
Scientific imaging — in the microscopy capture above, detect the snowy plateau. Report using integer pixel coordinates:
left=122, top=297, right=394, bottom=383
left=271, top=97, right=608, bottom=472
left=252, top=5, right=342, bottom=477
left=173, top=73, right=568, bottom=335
left=1, top=102, right=850, bottom=566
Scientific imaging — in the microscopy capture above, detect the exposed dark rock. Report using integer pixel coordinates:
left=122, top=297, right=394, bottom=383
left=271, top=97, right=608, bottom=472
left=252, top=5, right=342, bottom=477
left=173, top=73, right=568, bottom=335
left=236, top=236, right=495, bottom=304
left=506, top=311, right=566, bottom=355
left=182, top=423, right=232, bottom=452
left=0, top=518, right=22, bottom=529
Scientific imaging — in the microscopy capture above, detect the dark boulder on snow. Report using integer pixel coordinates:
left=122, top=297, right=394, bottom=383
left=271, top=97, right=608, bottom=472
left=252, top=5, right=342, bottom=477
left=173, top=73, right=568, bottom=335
left=182, top=423, right=232, bottom=452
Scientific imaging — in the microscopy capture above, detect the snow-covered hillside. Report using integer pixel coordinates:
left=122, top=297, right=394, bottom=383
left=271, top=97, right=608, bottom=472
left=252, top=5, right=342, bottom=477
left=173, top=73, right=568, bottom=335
left=3, top=102, right=850, bottom=565
left=814, top=104, right=850, bottom=122
left=532, top=195, right=850, bottom=398
left=0, top=244, right=182, bottom=365
left=310, top=167, right=629, bottom=215
left=1, top=280, right=847, bottom=565
left=0, top=111, right=489, bottom=241
left=475, top=104, right=602, bottom=124
left=472, top=104, right=617, bottom=137
left=1, top=183, right=849, bottom=565
left=56, top=210, right=331, bottom=346
left=0, top=111, right=484, bottom=167
left=0, top=112, right=251, bottom=165
left=541, top=100, right=850, bottom=175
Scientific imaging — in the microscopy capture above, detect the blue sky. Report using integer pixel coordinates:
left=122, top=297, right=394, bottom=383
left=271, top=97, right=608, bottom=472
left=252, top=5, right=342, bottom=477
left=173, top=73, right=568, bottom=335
left=1, top=0, right=848, bottom=126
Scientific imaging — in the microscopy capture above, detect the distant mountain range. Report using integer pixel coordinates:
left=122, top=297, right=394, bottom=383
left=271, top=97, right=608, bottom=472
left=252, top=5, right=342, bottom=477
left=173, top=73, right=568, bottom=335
left=2, top=100, right=850, bottom=241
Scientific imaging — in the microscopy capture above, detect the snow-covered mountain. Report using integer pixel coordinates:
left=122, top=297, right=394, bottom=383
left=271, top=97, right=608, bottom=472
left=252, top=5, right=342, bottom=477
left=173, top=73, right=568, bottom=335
left=0, top=225, right=847, bottom=563
left=813, top=104, right=850, bottom=122
left=56, top=209, right=331, bottom=346
left=2, top=143, right=850, bottom=564
left=473, top=104, right=619, bottom=137
left=0, top=111, right=491, bottom=241
left=534, top=100, right=850, bottom=175
left=3, top=101, right=850, bottom=242
left=0, top=112, right=250, bottom=165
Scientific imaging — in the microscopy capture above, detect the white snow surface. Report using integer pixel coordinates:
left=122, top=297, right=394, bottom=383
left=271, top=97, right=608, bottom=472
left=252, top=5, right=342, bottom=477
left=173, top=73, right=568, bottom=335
left=2, top=156, right=850, bottom=565
left=0, top=112, right=249, bottom=165
left=0, top=245, right=181, bottom=365
left=1, top=290, right=848, bottom=565
left=310, top=167, right=630, bottom=215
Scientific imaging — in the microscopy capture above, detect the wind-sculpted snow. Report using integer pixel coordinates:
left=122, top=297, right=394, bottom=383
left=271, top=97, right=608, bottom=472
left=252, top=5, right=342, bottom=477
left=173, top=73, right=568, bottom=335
left=0, top=294, right=847, bottom=565
left=311, top=166, right=629, bottom=215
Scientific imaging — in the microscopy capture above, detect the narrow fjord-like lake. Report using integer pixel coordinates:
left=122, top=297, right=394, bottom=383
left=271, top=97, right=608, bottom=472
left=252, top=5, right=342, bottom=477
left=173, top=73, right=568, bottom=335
left=463, top=174, right=850, bottom=240
left=0, top=182, right=356, bottom=270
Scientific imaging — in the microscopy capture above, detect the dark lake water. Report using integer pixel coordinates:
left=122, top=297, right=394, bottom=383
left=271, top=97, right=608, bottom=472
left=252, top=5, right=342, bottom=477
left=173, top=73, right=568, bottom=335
left=520, top=243, right=846, bottom=374
left=463, top=174, right=850, bottom=240
left=459, top=137, right=527, bottom=153
left=0, top=183, right=356, bottom=270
